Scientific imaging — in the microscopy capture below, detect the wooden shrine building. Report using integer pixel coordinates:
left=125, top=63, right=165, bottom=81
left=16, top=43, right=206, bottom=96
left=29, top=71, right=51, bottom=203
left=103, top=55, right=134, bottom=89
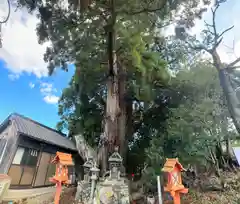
left=0, top=113, right=83, bottom=189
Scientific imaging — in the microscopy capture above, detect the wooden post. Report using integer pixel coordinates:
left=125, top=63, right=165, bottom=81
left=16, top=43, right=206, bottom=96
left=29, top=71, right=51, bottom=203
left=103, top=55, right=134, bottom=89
left=173, top=192, right=180, bottom=204
left=54, top=182, right=62, bottom=204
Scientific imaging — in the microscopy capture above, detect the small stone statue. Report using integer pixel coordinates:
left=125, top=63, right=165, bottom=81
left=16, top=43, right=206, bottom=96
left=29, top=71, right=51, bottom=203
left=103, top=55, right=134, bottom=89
left=92, top=146, right=130, bottom=204
left=75, top=181, right=83, bottom=201
left=108, top=147, right=123, bottom=181
left=111, top=165, right=118, bottom=180
left=147, top=195, right=155, bottom=204
left=83, top=157, right=94, bottom=183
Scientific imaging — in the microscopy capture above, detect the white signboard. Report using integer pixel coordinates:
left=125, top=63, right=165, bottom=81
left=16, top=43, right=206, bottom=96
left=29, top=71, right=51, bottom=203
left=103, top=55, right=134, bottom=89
left=233, top=147, right=240, bottom=165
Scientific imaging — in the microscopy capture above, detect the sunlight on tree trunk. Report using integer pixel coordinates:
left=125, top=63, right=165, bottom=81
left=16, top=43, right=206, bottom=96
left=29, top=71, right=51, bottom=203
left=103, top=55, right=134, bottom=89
left=100, top=52, right=127, bottom=173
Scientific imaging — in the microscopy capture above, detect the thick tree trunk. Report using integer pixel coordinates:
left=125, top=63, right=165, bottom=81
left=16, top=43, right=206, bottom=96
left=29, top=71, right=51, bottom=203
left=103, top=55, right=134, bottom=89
left=118, top=63, right=127, bottom=158
left=106, top=53, right=121, bottom=152
left=226, top=138, right=231, bottom=157
left=219, top=69, right=240, bottom=134
left=99, top=53, right=127, bottom=173
left=74, top=134, right=97, bottom=161
left=98, top=0, right=127, bottom=173
left=124, top=95, right=134, bottom=167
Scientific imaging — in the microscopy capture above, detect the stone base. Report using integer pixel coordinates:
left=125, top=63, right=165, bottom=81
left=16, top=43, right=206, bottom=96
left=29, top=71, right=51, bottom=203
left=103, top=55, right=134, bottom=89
left=94, top=178, right=130, bottom=204
left=75, top=181, right=91, bottom=203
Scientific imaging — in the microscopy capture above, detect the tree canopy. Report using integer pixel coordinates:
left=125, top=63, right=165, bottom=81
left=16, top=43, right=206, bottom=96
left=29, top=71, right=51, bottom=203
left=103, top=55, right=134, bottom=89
left=15, top=0, right=238, bottom=178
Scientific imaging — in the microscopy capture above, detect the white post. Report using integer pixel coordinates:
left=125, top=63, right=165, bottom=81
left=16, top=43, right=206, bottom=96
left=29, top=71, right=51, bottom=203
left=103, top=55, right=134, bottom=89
left=157, top=176, right=163, bottom=204
left=90, top=164, right=100, bottom=204
left=90, top=178, right=96, bottom=203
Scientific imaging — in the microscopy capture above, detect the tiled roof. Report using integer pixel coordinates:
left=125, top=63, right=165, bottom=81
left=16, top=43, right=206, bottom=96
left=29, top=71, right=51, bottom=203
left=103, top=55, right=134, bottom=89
left=52, top=152, right=74, bottom=165
left=162, top=158, right=186, bottom=172
left=7, top=113, right=77, bottom=151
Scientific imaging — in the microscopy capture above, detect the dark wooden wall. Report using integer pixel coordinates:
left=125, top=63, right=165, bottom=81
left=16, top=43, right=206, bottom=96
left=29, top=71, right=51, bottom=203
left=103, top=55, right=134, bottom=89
left=0, top=122, right=84, bottom=188
left=9, top=135, right=82, bottom=188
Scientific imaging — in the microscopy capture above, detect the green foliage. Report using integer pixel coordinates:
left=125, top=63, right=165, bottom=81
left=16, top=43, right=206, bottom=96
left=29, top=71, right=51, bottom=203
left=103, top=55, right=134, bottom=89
left=57, top=72, right=105, bottom=147
left=17, top=0, right=213, bottom=173
left=16, top=0, right=211, bottom=77
left=143, top=61, right=235, bottom=190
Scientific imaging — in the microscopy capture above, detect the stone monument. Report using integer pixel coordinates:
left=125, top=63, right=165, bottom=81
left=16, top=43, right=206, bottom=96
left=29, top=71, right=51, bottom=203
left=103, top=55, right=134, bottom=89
left=75, top=157, right=94, bottom=202
left=90, top=162, right=100, bottom=202
left=95, top=147, right=130, bottom=204
left=75, top=147, right=130, bottom=204
left=83, top=156, right=94, bottom=183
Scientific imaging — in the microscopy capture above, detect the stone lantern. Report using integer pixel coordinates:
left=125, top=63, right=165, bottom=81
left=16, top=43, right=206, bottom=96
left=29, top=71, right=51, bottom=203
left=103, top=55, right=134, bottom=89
left=90, top=162, right=100, bottom=201
left=108, top=147, right=123, bottom=180
left=90, top=162, right=100, bottom=181
left=83, top=156, right=93, bottom=182
left=113, top=184, right=121, bottom=202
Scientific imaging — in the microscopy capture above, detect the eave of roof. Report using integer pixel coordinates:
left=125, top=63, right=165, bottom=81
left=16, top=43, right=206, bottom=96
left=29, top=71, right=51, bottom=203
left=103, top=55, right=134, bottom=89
left=162, top=158, right=186, bottom=172
left=0, top=113, right=77, bottom=151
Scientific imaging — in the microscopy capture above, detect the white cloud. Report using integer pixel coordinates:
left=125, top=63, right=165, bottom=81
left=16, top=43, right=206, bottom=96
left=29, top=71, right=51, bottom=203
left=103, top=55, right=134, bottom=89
left=8, top=73, right=20, bottom=81
left=29, top=82, right=35, bottom=89
left=0, top=0, right=239, bottom=81
left=40, top=82, right=57, bottom=94
left=39, top=82, right=59, bottom=104
left=0, top=1, right=49, bottom=78
left=43, top=95, right=59, bottom=104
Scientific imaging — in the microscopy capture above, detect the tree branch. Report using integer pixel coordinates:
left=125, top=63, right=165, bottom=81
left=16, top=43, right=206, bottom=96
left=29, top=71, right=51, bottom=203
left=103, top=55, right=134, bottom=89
left=204, top=20, right=213, bottom=28
left=211, top=37, right=223, bottom=51
left=122, top=0, right=168, bottom=15
left=211, top=3, right=219, bottom=44
left=89, top=7, right=108, bottom=22
left=228, top=65, right=240, bottom=70
left=218, top=26, right=234, bottom=39
left=187, top=2, right=237, bottom=71
left=227, top=57, right=240, bottom=69
left=128, top=7, right=164, bottom=15
left=188, top=42, right=211, bottom=54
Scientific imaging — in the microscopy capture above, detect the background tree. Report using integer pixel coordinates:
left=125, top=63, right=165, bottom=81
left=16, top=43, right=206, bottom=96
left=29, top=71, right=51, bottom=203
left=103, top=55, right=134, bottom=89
left=182, top=0, right=240, bottom=135
left=142, top=60, right=237, bottom=192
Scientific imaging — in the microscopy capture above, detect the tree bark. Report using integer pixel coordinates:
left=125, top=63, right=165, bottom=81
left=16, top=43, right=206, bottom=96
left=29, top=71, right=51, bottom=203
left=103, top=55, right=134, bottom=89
left=98, top=53, right=127, bottom=173
left=118, top=63, right=127, bottom=158
left=74, top=134, right=97, bottom=161
left=97, top=0, right=127, bottom=174
left=98, top=63, right=120, bottom=172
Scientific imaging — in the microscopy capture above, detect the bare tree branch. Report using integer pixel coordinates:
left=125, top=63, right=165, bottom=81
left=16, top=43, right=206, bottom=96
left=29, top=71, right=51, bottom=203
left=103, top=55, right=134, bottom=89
left=211, top=37, right=223, bottom=51
left=218, top=25, right=234, bottom=39
left=228, top=66, right=240, bottom=70
left=191, top=44, right=211, bottom=53
left=204, top=20, right=213, bottom=28
left=227, top=57, right=240, bottom=69
left=188, top=2, right=237, bottom=70
left=223, top=43, right=234, bottom=52
left=211, top=3, right=219, bottom=44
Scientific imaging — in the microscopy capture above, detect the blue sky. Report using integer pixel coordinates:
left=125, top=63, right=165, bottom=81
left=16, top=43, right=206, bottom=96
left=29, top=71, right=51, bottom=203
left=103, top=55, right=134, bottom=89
left=0, top=60, right=74, bottom=128
left=0, top=0, right=239, bottom=130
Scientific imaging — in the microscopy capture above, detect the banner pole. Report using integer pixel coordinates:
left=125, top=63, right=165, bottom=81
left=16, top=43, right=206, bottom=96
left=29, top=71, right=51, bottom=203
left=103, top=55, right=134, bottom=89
left=157, top=176, right=163, bottom=204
